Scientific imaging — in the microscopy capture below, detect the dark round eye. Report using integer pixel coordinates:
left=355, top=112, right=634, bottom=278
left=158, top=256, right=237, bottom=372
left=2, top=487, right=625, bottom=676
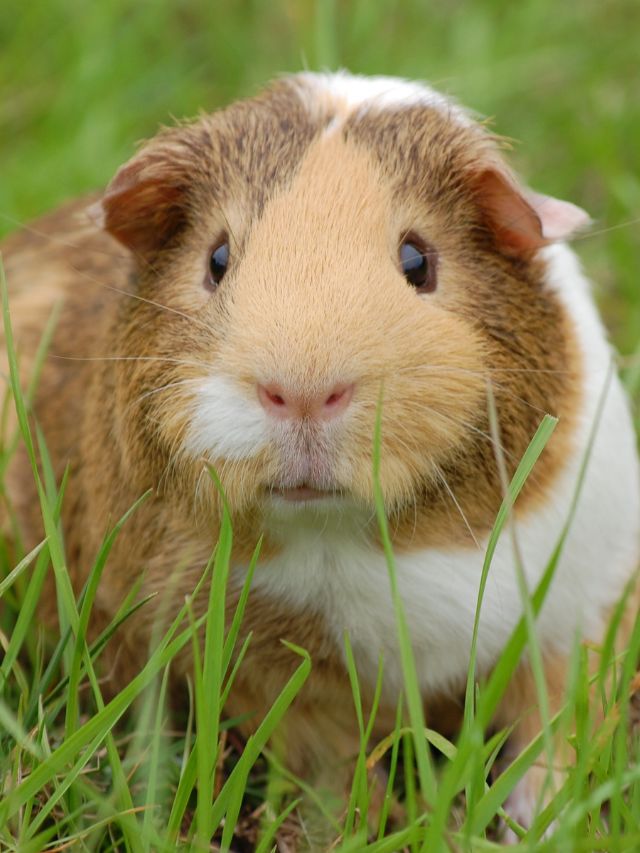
left=399, top=238, right=437, bottom=292
left=208, top=241, right=229, bottom=287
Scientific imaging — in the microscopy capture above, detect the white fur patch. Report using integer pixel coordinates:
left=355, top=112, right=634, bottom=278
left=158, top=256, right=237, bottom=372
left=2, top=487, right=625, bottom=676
left=185, top=374, right=268, bottom=461
left=244, top=244, right=640, bottom=695
left=294, top=70, right=469, bottom=125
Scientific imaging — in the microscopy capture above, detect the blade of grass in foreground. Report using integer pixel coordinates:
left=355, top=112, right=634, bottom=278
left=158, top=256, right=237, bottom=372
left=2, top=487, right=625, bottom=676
left=372, top=387, right=437, bottom=808
left=0, top=540, right=48, bottom=693
left=451, top=368, right=617, bottom=845
left=168, top=472, right=263, bottom=849
left=0, top=538, right=50, bottom=693
left=165, top=561, right=258, bottom=844
left=0, top=540, right=45, bottom=599
left=0, top=261, right=78, bottom=668
left=343, top=634, right=384, bottom=840
left=0, top=575, right=210, bottom=826
left=476, top=368, right=615, bottom=736
left=215, top=642, right=311, bottom=852
left=64, top=490, right=150, bottom=739
left=33, top=425, right=141, bottom=842
left=139, top=665, right=171, bottom=850
left=375, top=693, right=404, bottom=840
left=222, top=535, right=261, bottom=678
left=424, top=413, right=559, bottom=850
left=192, top=470, right=234, bottom=849
left=464, top=401, right=558, bottom=836
left=254, top=797, right=301, bottom=853
left=0, top=294, right=61, bottom=482
left=463, top=413, right=558, bottom=731
left=1, top=276, right=131, bottom=840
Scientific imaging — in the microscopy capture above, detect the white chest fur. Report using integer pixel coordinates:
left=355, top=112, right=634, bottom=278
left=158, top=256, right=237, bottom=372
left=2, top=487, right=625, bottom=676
left=246, top=246, right=640, bottom=696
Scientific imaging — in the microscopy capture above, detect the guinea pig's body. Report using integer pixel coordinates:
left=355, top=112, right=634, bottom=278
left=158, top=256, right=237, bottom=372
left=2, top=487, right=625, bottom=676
left=2, top=72, right=639, bottom=833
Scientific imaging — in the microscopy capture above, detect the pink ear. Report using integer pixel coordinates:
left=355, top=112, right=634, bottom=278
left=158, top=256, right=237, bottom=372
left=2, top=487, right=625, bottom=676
left=472, top=168, right=590, bottom=257
left=524, top=188, right=592, bottom=242
left=90, top=129, right=202, bottom=257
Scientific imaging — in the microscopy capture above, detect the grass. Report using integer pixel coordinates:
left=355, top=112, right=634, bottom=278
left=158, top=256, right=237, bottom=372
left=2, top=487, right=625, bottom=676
left=2, top=246, right=640, bottom=849
left=2, top=1, right=640, bottom=850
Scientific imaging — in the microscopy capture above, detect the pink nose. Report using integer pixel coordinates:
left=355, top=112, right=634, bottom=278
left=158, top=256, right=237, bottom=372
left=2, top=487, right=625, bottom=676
left=257, top=382, right=355, bottom=421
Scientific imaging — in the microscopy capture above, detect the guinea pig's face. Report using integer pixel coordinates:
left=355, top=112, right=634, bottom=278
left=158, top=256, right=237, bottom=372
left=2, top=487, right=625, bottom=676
left=100, top=74, right=587, bottom=548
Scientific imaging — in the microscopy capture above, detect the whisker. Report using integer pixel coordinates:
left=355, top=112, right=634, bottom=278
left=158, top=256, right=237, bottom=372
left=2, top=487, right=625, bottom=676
left=0, top=209, right=162, bottom=277
left=473, top=382, right=549, bottom=417
left=433, top=461, right=481, bottom=548
left=380, top=421, right=443, bottom=540
left=573, top=216, right=640, bottom=242
left=50, top=354, right=210, bottom=370
left=157, top=417, right=194, bottom=496
left=388, top=365, right=551, bottom=417
left=67, top=264, right=215, bottom=335
left=402, top=398, right=532, bottom=473
left=389, top=395, right=492, bottom=450
left=123, top=378, right=200, bottom=418
left=193, top=466, right=209, bottom=512
left=393, top=364, right=585, bottom=377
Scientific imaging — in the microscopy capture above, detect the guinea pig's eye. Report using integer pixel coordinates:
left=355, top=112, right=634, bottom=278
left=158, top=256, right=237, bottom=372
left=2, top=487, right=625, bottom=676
left=208, top=240, right=230, bottom=288
left=399, top=237, right=437, bottom=293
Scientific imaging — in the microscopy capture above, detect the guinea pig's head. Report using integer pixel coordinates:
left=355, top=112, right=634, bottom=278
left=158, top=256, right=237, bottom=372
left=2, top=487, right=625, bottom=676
left=97, top=73, right=589, bottom=550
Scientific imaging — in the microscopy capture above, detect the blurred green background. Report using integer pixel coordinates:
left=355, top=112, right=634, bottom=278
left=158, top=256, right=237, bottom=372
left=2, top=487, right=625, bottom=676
left=1, top=0, right=639, bottom=351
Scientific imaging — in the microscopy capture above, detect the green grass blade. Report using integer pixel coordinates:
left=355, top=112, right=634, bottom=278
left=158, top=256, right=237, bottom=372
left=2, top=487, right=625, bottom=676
left=376, top=694, right=403, bottom=840
left=141, top=663, right=172, bottom=847
left=0, top=296, right=61, bottom=480
left=0, top=604, right=208, bottom=825
left=463, top=413, right=558, bottom=731
left=255, top=797, right=301, bottom=853
left=193, top=468, right=233, bottom=847
left=220, top=631, right=253, bottom=709
left=343, top=631, right=369, bottom=837
left=64, top=490, right=150, bottom=739
left=212, top=642, right=311, bottom=842
left=0, top=699, right=44, bottom=759
left=221, top=535, right=261, bottom=678
left=425, top=414, right=558, bottom=849
left=0, top=540, right=45, bottom=599
left=0, top=545, right=50, bottom=689
left=372, top=388, right=436, bottom=807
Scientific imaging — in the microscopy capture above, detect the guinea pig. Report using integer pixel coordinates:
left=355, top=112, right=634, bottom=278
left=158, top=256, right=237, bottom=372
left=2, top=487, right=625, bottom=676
left=1, top=71, right=639, bottom=839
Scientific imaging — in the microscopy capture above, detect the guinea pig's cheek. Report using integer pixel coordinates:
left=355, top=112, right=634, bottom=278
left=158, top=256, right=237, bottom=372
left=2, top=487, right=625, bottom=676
left=184, top=374, right=270, bottom=461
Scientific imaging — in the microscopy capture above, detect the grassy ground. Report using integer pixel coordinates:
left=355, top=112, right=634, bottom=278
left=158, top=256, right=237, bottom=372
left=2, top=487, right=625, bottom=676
left=2, top=1, right=640, bottom=850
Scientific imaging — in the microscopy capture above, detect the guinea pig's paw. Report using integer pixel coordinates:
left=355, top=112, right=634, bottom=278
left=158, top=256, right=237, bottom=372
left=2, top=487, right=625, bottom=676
left=500, top=764, right=562, bottom=845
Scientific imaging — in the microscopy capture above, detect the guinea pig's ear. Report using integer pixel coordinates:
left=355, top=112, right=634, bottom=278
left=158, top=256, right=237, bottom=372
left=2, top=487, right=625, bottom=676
left=90, top=128, right=202, bottom=257
left=470, top=167, right=591, bottom=257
